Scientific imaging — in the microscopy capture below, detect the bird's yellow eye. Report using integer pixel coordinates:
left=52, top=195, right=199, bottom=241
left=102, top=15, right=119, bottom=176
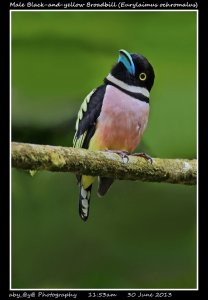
left=139, top=72, right=147, bottom=81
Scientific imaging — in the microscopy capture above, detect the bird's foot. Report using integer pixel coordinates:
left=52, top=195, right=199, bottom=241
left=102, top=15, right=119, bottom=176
left=105, top=150, right=129, bottom=164
left=131, top=152, right=153, bottom=164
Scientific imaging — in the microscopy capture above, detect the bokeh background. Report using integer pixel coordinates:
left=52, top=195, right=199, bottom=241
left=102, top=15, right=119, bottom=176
left=12, top=11, right=197, bottom=289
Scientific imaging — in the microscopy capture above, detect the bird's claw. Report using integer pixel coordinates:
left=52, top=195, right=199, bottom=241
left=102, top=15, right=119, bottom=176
left=105, top=150, right=153, bottom=164
left=106, top=150, right=129, bottom=164
left=131, top=152, right=153, bottom=164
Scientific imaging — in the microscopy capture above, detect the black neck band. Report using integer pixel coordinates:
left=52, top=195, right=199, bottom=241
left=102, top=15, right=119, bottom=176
left=104, top=79, right=149, bottom=103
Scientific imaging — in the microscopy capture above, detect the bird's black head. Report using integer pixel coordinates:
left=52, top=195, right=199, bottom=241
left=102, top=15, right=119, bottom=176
left=109, top=49, right=155, bottom=92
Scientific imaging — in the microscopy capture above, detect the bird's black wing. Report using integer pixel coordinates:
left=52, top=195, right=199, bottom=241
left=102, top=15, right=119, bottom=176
left=73, top=84, right=106, bottom=149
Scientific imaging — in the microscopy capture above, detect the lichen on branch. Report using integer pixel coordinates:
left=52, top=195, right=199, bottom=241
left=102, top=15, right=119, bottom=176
left=11, top=142, right=197, bottom=185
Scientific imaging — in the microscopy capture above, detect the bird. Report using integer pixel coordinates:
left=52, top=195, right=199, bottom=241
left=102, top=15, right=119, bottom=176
left=73, top=49, right=155, bottom=221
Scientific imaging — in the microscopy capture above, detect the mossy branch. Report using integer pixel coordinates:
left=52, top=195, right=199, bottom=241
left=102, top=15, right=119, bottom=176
left=11, top=142, right=197, bottom=185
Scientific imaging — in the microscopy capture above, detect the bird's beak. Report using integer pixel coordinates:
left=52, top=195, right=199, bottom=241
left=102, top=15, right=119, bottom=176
left=118, top=49, right=135, bottom=76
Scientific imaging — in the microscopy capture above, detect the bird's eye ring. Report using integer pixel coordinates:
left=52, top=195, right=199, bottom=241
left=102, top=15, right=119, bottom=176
left=139, top=72, right=147, bottom=81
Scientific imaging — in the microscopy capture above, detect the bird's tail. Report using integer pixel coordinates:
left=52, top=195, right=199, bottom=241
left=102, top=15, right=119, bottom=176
left=97, top=177, right=114, bottom=197
left=79, top=183, right=92, bottom=222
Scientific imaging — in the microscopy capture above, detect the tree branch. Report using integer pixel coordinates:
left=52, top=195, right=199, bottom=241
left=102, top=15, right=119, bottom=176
left=11, top=142, right=197, bottom=185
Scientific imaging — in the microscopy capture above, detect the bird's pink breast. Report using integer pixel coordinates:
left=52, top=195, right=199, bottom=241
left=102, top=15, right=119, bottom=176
left=92, top=85, right=149, bottom=153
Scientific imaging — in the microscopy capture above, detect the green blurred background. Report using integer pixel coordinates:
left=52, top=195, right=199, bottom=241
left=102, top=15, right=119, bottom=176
left=12, top=11, right=197, bottom=289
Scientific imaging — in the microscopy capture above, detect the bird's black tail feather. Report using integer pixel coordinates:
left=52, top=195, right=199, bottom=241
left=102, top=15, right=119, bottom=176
left=97, top=177, right=114, bottom=197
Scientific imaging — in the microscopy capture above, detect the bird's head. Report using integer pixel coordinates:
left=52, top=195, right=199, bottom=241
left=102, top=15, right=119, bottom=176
left=107, top=49, right=155, bottom=92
